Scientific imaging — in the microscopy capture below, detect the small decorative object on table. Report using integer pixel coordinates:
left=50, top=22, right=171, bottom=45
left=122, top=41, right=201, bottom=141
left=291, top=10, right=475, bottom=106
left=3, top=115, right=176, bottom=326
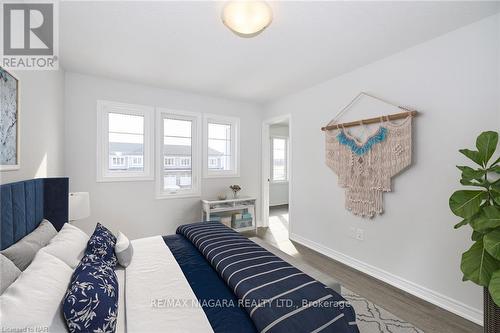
left=229, top=185, right=241, bottom=199
left=217, top=193, right=227, bottom=200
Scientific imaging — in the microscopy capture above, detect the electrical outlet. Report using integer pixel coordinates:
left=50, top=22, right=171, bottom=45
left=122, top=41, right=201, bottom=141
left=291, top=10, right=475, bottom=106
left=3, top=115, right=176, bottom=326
left=349, top=227, right=356, bottom=238
left=355, top=228, right=364, bottom=241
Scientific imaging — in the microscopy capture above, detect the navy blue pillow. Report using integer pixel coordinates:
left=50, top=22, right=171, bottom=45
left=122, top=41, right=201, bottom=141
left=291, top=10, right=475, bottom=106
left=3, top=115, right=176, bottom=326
left=63, top=223, right=119, bottom=333
left=85, top=223, right=117, bottom=266
left=63, top=260, right=119, bottom=333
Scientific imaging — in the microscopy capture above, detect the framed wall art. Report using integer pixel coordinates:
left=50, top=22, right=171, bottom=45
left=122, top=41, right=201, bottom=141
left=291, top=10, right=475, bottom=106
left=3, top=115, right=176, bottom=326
left=0, top=67, right=20, bottom=171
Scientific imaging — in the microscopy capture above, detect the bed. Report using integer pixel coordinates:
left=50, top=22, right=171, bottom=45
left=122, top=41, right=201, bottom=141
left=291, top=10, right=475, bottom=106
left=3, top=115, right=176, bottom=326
left=0, top=178, right=359, bottom=333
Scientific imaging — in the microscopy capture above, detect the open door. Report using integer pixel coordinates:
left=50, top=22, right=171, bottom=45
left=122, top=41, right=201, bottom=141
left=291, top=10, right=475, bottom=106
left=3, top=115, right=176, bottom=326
left=261, top=115, right=291, bottom=236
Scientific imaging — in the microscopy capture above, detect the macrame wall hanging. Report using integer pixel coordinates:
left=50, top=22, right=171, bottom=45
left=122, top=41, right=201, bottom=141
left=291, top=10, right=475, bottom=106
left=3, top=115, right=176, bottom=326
left=321, top=92, right=418, bottom=218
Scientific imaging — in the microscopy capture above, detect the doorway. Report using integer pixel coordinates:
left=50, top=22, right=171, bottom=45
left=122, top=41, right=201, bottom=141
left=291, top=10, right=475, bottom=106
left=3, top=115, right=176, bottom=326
left=261, top=115, right=291, bottom=241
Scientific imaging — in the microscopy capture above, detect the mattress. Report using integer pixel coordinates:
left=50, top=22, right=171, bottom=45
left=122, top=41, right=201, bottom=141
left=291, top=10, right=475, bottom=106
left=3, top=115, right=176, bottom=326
left=4, top=230, right=349, bottom=333
left=115, top=266, right=126, bottom=333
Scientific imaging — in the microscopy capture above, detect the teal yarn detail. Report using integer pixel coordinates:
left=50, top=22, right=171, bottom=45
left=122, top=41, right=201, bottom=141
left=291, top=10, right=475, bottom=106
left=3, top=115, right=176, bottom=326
left=337, top=127, right=387, bottom=156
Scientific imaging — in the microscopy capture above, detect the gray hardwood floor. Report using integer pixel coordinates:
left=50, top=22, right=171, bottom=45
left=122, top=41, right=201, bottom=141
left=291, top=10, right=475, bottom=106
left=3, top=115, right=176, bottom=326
left=243, top=205, right=482, bottom=333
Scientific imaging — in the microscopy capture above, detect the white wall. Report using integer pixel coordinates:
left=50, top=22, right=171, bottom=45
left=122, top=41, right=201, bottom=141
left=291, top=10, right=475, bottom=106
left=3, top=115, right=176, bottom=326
left=270, top=183, right=288, bottom=206
left=0, top=70, right=65, bottom=184
left=270, top=124, right=289, bottom=206
left=264, top=14, right=500, bottom=324
left=64, top=72, right=263, bottom=238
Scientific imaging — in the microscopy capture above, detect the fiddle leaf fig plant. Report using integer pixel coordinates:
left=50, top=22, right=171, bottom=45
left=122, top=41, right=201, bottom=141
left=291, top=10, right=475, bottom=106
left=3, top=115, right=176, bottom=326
left=450, top=131, right=500, bottom=305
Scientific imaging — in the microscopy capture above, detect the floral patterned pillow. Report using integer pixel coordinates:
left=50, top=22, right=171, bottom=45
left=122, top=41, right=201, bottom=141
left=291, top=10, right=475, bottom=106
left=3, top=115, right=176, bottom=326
left=85, top=223, right=117, bottom=266
left=62, top=223, right=119, bottom=333
left=63, top=260, right=118, bottom=333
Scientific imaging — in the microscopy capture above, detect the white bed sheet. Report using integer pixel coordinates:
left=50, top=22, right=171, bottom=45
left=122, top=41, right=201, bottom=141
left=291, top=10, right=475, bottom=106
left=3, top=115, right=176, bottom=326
left=5, top=235, right=210, bottom=333
left=116, top=266, right=126, bottom=333
left=125, top=236, right=213, bottom=333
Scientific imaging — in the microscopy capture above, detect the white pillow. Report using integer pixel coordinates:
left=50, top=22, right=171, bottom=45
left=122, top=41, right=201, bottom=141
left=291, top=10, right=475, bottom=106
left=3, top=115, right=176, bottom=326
left=115, top=231, right=134, bottom=267
left=0, top=254, right=21, bottom=294
left=0, top=251, right=73, bottom=331
left=40, top=223, right=89, bottom=268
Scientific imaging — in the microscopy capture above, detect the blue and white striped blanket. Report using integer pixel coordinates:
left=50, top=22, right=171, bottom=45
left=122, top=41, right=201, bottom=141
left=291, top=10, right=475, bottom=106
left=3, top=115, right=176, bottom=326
left=177, top=222, right=359, bottom=333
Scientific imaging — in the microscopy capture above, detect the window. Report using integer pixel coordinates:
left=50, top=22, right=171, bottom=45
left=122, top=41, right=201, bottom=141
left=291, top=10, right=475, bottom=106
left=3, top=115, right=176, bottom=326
left=209, top=157, right=218, bottom=168
left=129, top=156, right=143, bottom=168
left=156, top=108, right=201, bottom=198
left=110, top=156, right=126, bottom=168
left=97, top=101, right=153, bottom=182
left=180, top=157, right=191, bottom=167
left=203, top=114, right=239, bottom=177
left=271, top=137, right=288, bottom=182
left=164, top=156, right=175, bottom=167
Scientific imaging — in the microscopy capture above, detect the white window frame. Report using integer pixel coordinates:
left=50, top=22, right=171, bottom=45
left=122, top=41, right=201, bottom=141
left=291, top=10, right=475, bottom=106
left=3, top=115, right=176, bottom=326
left=203, top=114, right=240, bottom=178
left=96, top=100, right=154, bottom=182
left=270, top=135, right=289, bottom=183
left=156, top=108, right=201, bottom=199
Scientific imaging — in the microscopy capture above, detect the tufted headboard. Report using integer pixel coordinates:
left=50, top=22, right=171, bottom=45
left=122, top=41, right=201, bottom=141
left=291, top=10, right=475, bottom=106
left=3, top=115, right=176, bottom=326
left=0, top=177, right=69, bottom=250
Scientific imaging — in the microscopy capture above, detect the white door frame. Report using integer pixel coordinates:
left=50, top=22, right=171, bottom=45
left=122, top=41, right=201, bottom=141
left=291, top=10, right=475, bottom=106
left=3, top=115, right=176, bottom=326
left=261, top=114, right=292, bottom=230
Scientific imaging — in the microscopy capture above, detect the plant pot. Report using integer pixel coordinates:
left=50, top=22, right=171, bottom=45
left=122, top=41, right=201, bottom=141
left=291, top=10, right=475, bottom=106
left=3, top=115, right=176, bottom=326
left=485, top=287, right=500, bottom=333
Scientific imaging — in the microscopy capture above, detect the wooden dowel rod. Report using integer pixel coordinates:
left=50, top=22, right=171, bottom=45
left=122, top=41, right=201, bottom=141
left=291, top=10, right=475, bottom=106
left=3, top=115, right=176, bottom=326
left=321, top=110, right=418, bottom=131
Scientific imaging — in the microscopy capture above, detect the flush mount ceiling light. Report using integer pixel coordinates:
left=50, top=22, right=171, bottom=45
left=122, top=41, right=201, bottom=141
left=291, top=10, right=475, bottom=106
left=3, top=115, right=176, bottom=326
left=221, top=1, right=273, bottom=38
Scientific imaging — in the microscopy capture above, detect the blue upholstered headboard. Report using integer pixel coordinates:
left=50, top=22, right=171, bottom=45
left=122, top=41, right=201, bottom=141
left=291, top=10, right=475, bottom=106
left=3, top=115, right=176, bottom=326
left=0, top=177, right=69, bottom=250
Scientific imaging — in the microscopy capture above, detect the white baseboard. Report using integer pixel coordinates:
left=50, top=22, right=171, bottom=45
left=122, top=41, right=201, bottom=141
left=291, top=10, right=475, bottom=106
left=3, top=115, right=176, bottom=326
left=270, top=202, right=289, bottom=207
left=289, top=232, right=483, bottom=326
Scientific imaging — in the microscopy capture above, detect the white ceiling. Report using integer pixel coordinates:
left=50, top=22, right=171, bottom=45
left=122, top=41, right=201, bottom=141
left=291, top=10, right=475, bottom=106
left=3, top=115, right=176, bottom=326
left=60, top=1, right=500, bottom=103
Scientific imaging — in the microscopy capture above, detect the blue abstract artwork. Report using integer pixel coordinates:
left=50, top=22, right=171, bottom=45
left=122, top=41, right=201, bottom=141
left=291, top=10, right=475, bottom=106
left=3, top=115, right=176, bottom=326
left=0, top=68, right=19, bottom=169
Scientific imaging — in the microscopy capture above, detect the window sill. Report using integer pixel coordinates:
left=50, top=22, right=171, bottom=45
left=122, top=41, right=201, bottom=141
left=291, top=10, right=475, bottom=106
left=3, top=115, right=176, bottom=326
left=156, top=192, right=201, bottom=200
left=204, top=171, right=240, bottom=179
left=96, top=176, right=154, bottom=183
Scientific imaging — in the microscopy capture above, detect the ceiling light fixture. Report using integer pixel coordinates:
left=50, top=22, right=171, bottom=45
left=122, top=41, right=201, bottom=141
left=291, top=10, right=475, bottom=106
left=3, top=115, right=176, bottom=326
left=221, top=1, right=273, bottom=38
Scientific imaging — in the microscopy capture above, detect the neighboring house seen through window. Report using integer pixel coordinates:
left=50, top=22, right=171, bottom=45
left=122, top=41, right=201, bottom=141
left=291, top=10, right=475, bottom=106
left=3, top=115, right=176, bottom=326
left=164, top=157, right=175, bottom=167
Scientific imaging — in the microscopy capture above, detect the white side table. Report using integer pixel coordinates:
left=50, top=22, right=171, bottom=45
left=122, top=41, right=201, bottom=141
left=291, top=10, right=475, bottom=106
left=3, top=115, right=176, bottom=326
left=201, top=197, right=257, bottom=232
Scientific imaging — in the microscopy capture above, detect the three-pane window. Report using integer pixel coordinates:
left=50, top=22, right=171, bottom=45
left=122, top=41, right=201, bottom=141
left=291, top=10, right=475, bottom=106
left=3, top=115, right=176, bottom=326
left=98, top=102, right=240, bottom=197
